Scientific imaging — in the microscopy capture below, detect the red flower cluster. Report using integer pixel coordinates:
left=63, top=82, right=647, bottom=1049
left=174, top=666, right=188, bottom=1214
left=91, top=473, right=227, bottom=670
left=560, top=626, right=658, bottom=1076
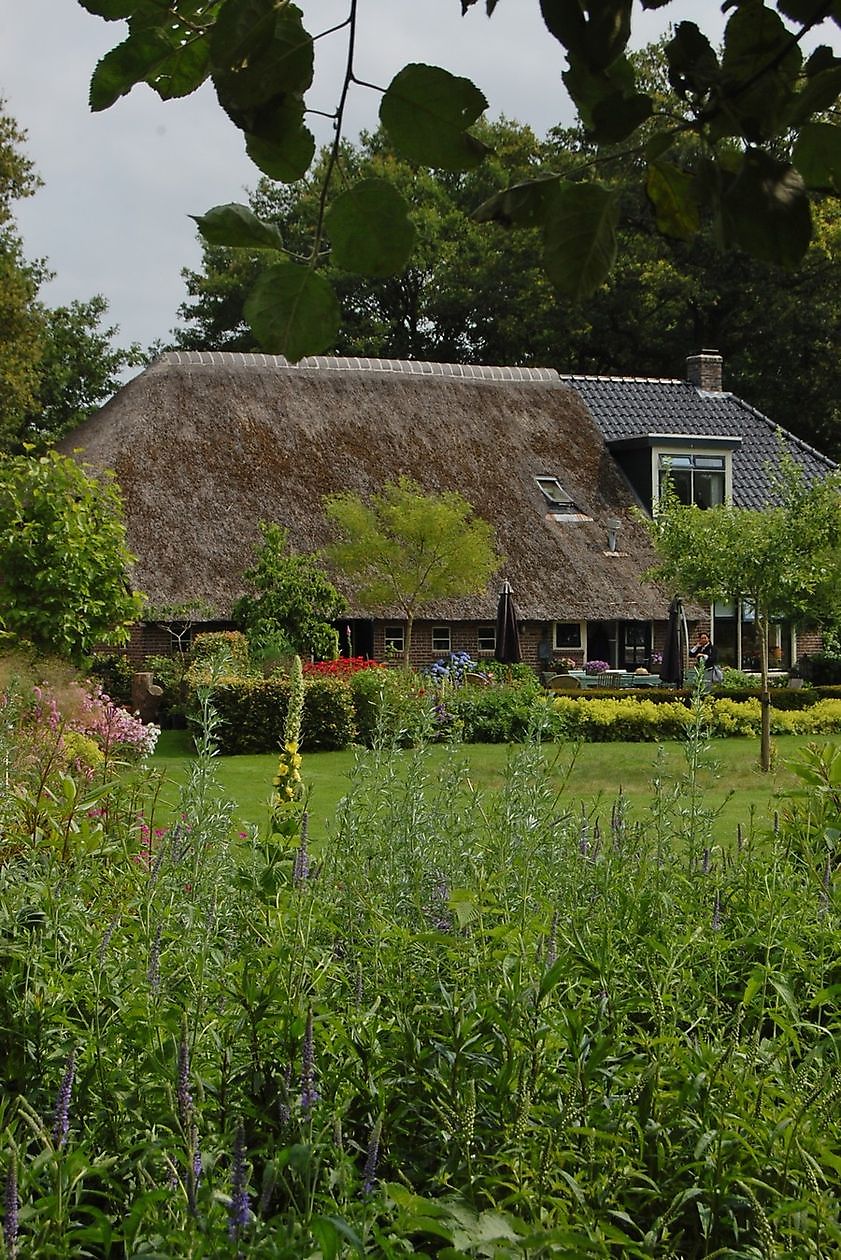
left=303, top=657, right=384, bottom=677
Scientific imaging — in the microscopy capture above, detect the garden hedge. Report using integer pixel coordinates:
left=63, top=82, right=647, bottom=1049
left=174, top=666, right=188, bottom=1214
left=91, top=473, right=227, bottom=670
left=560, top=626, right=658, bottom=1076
left=190, top=675, right=355, bottom=754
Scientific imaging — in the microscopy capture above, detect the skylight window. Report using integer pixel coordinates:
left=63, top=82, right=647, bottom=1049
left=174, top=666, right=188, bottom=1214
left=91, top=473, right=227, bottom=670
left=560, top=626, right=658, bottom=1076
left=536, top=476, right=575, bottom=510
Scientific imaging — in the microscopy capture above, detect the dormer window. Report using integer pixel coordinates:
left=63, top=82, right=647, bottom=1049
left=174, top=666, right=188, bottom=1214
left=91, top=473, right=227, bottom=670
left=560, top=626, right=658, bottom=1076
left=659, top=453, right=725, bottom=509
left=535, top=476, right=575, bottom=509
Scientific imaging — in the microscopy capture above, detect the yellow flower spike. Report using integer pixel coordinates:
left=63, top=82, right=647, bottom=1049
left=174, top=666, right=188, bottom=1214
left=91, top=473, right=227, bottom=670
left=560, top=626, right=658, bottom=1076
left=277, top=763, right=289, bottom=776
left=285, top=741, right=299, bottom=754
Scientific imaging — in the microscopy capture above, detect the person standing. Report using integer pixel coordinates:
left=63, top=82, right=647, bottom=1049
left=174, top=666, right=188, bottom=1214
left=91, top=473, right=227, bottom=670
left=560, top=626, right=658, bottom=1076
left=689, top=631, right=722, bottom=691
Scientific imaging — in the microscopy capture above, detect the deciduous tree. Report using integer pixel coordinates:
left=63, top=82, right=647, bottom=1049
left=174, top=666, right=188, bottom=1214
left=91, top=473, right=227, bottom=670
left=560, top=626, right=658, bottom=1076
left=0, top=451, right=145, bottom=662
left=324, top=478, right=501, bottom=667
left=233, top=522, right=346, bottom=661
left=645, top=462, right=841, bottom=771
left=79, top=1, right=841, bottom=359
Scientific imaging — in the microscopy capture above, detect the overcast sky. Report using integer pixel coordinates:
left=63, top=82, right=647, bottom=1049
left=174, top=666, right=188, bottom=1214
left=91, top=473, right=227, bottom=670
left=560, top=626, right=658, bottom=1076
left=3, top=2, right=738, bottom=354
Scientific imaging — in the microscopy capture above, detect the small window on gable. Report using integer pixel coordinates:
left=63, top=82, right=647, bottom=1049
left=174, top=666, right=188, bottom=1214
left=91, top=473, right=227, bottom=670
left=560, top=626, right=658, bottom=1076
left=554, top=622, right=583, bottom=650
left=432, top=626, right=451, bottom=652
left=477, top=625, right=496, bottom=653
left=384, top=625, right=405, bottom=654
left=659, top=454, right=725, bottom=509
left=536, top=476, right=575, bottom=511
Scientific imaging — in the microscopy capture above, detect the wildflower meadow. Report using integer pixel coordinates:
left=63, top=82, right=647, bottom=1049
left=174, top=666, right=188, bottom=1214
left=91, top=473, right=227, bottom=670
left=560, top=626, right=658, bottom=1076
left=0, top=651, right=839, bottom=1258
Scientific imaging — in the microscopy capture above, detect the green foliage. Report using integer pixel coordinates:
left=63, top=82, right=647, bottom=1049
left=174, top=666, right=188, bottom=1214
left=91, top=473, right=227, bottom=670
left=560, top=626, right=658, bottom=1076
left=325, top=477, right=500, bottom=667
left=646, top=460, right=841, bottom=768
left=232, top=523, right=345, bottom=662
left=0, top=451, right=143, bottom=662
left=4, top=670, right=841, bottom=1253
left=79, top=1, right=841, bottom=358
left=187, top=630, right=251, bottom=675
left=88, top=651, right=136, bottom=707
left=189, top=673, right=355, bottom=754
left=451, top=684, right=550, bottom=744
left=794, top=650, right=841, bottom=685
left=348, top=667, right=438, bottom=748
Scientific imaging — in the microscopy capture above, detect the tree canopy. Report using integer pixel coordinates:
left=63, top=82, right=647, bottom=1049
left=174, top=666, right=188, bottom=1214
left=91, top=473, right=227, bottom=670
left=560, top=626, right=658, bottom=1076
left=232, top=522, right=346, bottom=662
left=0, top=451, right=144, bottom=662
left=645, top=461, right=841, bottom=770
left=0, top=102, right=141, bottom=453
left=174, top=110, right=841, bottom=458
left=79, top=1, right=841, bottom=360
left=324, top=478, right=501, bottom=667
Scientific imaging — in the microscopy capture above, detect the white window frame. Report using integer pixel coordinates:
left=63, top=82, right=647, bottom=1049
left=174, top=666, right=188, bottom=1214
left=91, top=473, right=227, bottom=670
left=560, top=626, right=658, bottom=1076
left=477, top=625, right=496, bottom=653
left=535, top=475, right=575, bottom=510
left=553, top=621, right=585, bottom=653
left=431, top=625, right=452, bottom=653
left=384, top=625, right=405, bottom=654
left=652, top=445, right=734, bottom=511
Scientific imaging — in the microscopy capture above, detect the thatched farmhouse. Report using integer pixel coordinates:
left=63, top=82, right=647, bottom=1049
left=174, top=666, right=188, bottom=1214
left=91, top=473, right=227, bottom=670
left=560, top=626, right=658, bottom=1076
left=58, top=350, right=834, bottom=673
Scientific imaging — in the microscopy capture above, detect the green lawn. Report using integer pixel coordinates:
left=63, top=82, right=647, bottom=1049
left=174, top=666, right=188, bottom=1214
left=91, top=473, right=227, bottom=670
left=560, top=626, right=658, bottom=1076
left=149, top=731, right=828, bottom=843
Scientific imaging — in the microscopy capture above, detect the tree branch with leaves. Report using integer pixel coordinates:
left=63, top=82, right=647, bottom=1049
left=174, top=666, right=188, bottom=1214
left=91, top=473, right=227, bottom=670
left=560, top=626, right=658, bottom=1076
left=77, top=0, right=841, bottom=359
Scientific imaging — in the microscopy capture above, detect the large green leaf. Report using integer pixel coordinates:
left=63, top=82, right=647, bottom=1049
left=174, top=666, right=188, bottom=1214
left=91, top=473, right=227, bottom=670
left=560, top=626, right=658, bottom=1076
left=191, top=204, right=284, bottom=251
left=787, top=64, right=841, bottom=127
left=543, top=181, right=620, bottom=300
left=245, top=100, right=315, bottom=183
left=718, top=1, right=802, bottom=142
left=78, top=0, right=137, bottom=17
left=244, top=263, right=340, bottom=360
left=325, top=180, right=416, bottom=278
left=666, top=22, right=720, bottom=99
left=211, top=0, right=313, bottom=112
left=472, top=173, right=562, bottom=227
left=149, top=37, right=212, bottom=101
left=720, top=148, right=812, bottom=269
left=379, top=64, right=490, bottom=170
left=793, top=122, right=841, bottom=191
left=89, top=30, right=173, bottom=110
left=646, top=161, right=700, bottom=240
left=541, top=0, right=632, bottom=70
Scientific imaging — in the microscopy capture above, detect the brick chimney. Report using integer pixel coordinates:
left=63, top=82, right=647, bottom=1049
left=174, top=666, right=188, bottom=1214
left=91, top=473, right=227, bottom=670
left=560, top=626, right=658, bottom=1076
left=686, top=350, right=723, bottom=392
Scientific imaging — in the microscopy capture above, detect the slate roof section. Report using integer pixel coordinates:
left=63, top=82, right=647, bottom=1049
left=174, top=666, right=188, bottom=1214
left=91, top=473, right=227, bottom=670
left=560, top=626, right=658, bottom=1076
left=563, top=375, right=836, bottom=509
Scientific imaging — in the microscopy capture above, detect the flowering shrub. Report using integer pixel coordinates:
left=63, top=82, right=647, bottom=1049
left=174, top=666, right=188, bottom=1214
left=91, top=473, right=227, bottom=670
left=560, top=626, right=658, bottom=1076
left=584, top=659, right=611, bottom=674
left=427, top=651, right=483, bottom=686
left=74, top=683, right=160, bottom=759
left=303, top=656, right=383, bottom=678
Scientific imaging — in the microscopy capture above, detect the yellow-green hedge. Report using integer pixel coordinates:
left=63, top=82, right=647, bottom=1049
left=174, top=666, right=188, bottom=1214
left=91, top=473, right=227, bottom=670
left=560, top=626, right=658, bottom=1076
left=552, top=695, right=841, bottom=741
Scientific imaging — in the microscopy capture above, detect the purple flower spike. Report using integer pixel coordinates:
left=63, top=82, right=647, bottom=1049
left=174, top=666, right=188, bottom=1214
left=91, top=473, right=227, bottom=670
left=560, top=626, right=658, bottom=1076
left=300, top=1008, right=319, bottom=1113
left=712, top=890, right=722, bottom=932
left=228, top=1121, right=250, bottom=1240
left=147, top=924, right=162, bottom=994
left=362, top=1116, right=383, bottom=1196
left=3, top=1152, right=18, bottom=1258
left=52, top=1050, right=76, bottom=1148
left=177, top=1018, right=193, bottom=1130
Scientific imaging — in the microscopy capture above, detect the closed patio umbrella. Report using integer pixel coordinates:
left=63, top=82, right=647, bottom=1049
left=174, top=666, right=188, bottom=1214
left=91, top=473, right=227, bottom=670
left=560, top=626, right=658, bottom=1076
left=660, top=596, right=684, bottom=687
left=495, top=579, right=522, bottom=664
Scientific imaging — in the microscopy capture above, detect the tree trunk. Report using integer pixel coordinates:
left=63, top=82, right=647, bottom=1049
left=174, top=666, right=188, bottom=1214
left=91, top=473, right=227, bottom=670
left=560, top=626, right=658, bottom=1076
left=758, top=610, right=772, bottom=773
left=403, top=613, right=414, bottom=670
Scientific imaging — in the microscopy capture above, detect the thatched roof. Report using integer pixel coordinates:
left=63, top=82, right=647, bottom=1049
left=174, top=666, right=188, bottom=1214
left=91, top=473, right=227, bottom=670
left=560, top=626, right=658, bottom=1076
left=58, top=351, right=672, bottom=622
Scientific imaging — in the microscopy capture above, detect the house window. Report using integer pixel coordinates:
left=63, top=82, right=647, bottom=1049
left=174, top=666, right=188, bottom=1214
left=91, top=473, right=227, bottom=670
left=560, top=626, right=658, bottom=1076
left=659, top=454, right=726, bottom=509
left=536, top=476, right=575, bottom=510
left=621, top=620, right=651, bottom=668
left=477, top=625, right=496, bottom=653
left=384, top=625, right=405, bottom=655
left=432, top=626, right=452, bottom=652
left=554, top=621, right=583, bottom=650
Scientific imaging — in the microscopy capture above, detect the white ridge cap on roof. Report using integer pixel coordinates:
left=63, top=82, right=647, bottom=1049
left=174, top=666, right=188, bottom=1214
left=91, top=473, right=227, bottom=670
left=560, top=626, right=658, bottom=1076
left=560, top=372, right=685, bottom=385
left=157, top=349, right=562, bottom=384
